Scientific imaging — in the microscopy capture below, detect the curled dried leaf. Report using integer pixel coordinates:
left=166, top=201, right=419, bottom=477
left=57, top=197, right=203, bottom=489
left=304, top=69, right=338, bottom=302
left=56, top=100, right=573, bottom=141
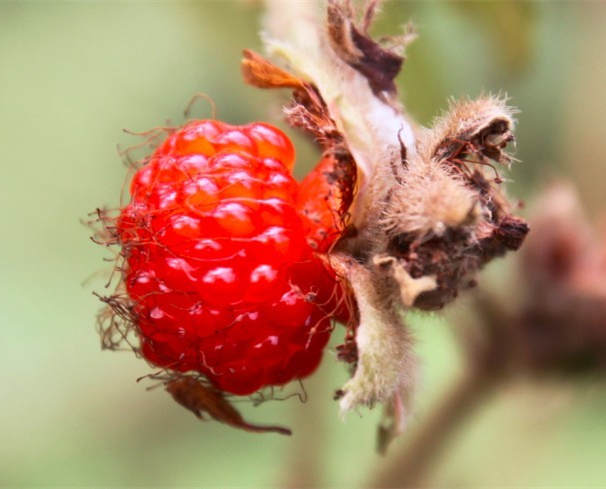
left=241, top=49, right=304, bottom=89
left=326, top=0, right=406, bottom=96
left=166, top=377, right=292, bottom=436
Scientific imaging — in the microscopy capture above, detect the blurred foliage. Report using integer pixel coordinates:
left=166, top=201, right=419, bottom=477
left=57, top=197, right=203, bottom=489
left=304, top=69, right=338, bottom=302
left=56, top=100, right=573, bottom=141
left=1, top=1, right=605, bottom=487
left=454, top=1, right=536, bottom=75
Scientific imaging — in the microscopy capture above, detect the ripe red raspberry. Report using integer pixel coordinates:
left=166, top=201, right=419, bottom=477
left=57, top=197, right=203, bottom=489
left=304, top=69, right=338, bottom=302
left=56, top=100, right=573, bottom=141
left=298, top=155, right=347, bottom=253
left=297, top=155, right=355, bottom=325
left=117, top=120, right=338, bottom=395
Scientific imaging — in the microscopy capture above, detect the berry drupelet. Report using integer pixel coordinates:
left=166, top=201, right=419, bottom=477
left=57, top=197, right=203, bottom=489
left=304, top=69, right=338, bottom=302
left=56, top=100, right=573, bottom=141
left=117, top=120, right=342, bottom=395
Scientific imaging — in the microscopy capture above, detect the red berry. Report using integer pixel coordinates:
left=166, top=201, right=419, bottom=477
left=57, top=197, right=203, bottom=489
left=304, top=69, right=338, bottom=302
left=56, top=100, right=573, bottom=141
left=118, top=120, right=336, bottom=395
left=297, top=155, right=347, bottom=253
left=297, top=155, right=356, bottom=326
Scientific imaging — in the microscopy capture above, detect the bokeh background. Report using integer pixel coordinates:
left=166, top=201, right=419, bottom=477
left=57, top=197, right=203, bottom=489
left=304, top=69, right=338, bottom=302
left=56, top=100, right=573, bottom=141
left=2, top=1, right=606, bottom=487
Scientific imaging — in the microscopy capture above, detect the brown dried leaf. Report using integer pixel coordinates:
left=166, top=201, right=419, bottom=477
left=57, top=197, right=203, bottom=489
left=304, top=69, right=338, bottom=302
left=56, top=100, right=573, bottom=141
left=241, top=49, right=304, bottom=90
left=166, top=377, right=292, bottom=436
left=326, top=0, right=404, bottom=95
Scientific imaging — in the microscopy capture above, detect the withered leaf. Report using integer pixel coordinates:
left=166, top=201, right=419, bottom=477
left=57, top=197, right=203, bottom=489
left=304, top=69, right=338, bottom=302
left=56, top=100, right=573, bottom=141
left=241, top=49, right=304, bottom=90
left=166, top=377, right=292, bottom=436
left=326, top=1, right=403, bottom=96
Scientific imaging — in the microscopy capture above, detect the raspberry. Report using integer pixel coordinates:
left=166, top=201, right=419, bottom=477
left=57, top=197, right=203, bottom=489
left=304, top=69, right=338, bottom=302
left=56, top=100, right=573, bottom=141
left=117, top=120, right=337, bottom=395
left=297, top=155, right=347, bottom=253
left=297, top=155, right=356, bottom=329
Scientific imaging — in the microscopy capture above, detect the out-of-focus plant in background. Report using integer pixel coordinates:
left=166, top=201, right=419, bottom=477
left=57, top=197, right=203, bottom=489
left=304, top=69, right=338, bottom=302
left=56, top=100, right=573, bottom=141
left=1, top=2, right=605, bottom=487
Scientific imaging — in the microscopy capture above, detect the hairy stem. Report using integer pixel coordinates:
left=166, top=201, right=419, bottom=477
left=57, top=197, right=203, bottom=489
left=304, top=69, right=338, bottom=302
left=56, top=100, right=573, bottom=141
left=331, top=255, right=416, bottom=414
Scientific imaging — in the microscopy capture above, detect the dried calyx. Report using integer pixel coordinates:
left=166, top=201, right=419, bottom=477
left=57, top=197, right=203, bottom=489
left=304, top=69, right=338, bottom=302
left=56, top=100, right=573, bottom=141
left=245, top=0, right=528, bottom=440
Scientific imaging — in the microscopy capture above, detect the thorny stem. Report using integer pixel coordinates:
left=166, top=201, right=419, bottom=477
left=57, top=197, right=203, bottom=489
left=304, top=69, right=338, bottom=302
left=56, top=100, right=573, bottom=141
left=371, top=366, right=504, bottom=488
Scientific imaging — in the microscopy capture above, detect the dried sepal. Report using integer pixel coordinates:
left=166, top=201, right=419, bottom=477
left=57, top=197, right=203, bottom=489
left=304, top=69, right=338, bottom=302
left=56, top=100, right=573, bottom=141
left=326, top=0, right=404, bottom=96
left=241, top=49, right=304, bottom=89
left=166, top=377, right=292, bottom=436
left=241, top=50, right=336, bottom=145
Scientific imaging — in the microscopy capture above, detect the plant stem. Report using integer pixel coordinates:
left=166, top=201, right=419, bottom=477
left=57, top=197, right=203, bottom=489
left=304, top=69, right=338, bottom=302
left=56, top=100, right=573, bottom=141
left=370, top=365, right=502, bottom=488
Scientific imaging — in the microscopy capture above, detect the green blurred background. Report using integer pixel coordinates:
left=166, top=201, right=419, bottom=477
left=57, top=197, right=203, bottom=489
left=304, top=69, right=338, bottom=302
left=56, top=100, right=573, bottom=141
left=2, top=1, right=605, bottom=487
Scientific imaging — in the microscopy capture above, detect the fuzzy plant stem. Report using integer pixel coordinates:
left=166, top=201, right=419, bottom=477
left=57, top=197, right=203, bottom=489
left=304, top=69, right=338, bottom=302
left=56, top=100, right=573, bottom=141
left=371, top=365, right=504, bottom=488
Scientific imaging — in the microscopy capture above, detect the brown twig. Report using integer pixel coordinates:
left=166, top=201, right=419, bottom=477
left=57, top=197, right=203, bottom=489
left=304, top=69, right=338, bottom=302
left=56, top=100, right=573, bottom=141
left=371, top=365, right=503, bottom=488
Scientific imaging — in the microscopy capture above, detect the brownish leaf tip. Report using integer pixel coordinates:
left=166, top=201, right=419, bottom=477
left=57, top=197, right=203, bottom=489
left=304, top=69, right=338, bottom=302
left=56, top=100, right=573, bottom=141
left=326, top=1, right=403, bottom=96
left=241, top=49, right=304, bottom=90
left=166, top=377, right=292, bottom=436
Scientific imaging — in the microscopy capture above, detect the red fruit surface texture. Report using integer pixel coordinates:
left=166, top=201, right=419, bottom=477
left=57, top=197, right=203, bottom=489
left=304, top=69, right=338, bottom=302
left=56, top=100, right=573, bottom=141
left=118, top=120, right=338, bottom=395
left=297, top=155, right=346, bottom=253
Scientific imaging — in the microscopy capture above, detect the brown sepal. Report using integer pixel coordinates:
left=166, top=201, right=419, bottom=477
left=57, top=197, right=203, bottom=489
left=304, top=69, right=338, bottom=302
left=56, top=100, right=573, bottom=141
left=241, top=49, right=304, bottom=90
left=166, top=377, right=292, bottom=436
left=326, top=0, right=404, bottom=96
